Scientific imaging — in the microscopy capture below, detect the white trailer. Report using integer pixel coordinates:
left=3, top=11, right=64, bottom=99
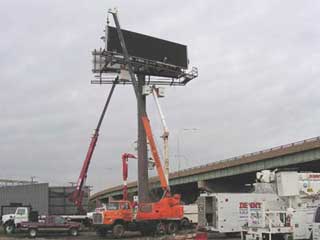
left=198, top=192, right=280, bottom=233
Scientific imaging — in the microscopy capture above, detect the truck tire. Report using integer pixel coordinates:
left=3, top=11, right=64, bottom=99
left=4, top=223, right=15, bottom=234
left=141, top=227, right=154, bottom=236
left=180, top=218, right=190, bottom=229
left=69, top=228, right=79, bottom=236
left=29, top=228, right=37, bottom=238
left=112, top=224, right=125, bottom=238
left=155, top=222, right=166, bottom=235
left=167, top=221, right=179, bottom=234
left=96, top=228, right=107, bottom=237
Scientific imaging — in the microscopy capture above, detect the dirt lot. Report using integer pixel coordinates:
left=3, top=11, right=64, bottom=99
left=0, top=228, right=240, bottom=240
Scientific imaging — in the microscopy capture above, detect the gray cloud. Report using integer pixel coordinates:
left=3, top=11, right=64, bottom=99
left=1, top=0, right=319, bottom=192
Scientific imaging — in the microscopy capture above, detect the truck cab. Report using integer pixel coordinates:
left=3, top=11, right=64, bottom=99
left=102, top=200, right=133, bottom=224
left=2, top=207, right=35, bottom=234
left=92, top=200, right=133, bottom=237
left=92, top=200, right=133, bottom=225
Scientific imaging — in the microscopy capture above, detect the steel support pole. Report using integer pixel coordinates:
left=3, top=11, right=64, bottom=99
left=137, top=74, right=150, bottom=203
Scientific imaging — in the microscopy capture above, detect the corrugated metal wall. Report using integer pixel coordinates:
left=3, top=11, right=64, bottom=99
left=0, top=184, right=90, bottom=216
left=0, top=183, right=49, bottom=215
left=48, top=186, right=90, bottom=215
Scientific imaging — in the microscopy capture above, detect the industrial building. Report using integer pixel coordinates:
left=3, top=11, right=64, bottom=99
left=0, top=182, right=90, bottom=216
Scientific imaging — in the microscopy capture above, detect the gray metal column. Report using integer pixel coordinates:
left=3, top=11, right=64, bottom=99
left=137, top=74, right=150, bottom=203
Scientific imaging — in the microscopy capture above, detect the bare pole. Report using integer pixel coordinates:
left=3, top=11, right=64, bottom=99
left=137, top=74, right=150, bottom=202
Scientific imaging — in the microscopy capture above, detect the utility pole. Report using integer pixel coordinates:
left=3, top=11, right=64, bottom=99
left=137, top=74, right=150, bottom=202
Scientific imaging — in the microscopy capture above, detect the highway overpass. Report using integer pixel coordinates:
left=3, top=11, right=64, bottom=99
left=90, top=136, right=320, bottom=204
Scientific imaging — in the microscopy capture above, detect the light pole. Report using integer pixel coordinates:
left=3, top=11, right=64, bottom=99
left=176, top=128, right=199, bottom=171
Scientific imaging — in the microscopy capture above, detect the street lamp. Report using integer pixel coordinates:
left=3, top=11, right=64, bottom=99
left=176, top=128, right=200, bottom=171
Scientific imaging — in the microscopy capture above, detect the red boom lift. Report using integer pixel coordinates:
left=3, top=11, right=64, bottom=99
left=69, top=79, right=118, bottom=213
left=121, top=153, right=136, bottom=201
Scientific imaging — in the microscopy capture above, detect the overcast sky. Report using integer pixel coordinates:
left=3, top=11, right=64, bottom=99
left=1, top=1, right=320, bottom=193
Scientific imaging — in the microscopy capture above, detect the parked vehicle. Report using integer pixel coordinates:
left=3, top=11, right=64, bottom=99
left=1, top=206, right=85, bottom=235
left=182, top=204, right=198, bottom=227
left=242, top=171, right=320, bottom=240
left=313, top=206, right=320, bottom=240
left=17, top=215, right=80, bottom=238
left=198, top=192, right=279, bottom=234
left=1, top=206, right=38, bottom=234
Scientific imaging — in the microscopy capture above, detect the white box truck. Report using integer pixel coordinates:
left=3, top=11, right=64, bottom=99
left=198, top=192, right=280, bottom=234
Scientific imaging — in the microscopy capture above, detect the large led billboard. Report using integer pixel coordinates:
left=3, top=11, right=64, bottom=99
left=107, top=26, right=188, bottom=69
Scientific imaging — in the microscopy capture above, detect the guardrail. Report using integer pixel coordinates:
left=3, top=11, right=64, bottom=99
left=176, top=136, right=320, bottom=174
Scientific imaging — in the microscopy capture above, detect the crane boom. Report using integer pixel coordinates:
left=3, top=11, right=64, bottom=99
left=141, top=116, right=170, bottom=194
left=69, top=79, right=117, bottom=212
left=122, top=153, right=136, bottom=200
left=108, top=9, right=170, bottom=195
left=152, top=87, right=170, bottom=183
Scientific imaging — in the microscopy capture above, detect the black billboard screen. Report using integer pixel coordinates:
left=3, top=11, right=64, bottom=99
left=107, top=26, right=188, bottom=69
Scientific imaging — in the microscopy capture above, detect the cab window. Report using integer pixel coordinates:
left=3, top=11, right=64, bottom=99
left=106, top=202, right=119, bottom=210
left=16, top=208, right=26, bottom=215
left=121, top=202, right=130, bottom=210
left=54, top=216, right=65, bottom=224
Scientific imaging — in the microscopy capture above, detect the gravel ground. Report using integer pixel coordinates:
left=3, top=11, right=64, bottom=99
left=0, top=228, right=241, bottom=240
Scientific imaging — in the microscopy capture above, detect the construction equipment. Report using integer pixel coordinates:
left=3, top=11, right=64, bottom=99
left=241, top=170, right=320, bottom=240
left=198, top=192, right=279, bottom=234
left=108, top=8, right=172, bottom=196
left=91, top=9, right=185, bottom=238
left=69, top=78, right=118, bottom=212
left=121, top=153, right=136, bottom=201
left=149, top=86, right=170, bottom=182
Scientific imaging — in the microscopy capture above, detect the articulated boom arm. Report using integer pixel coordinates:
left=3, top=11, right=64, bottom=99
left=122, top=153, right=136, bottom=200
left=141, top=116, right=170, bottom=194
left=70, top=80, right=117, bottom=212
left=109, top=9, right=170, bottom=195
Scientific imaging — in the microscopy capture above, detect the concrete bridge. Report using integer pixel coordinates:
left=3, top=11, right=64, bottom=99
left=90, top=136, right=320, bottom=204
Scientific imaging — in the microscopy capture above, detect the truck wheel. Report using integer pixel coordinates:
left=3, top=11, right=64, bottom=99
left=112, top=224, right=125, bottom=238
left=167, top=221, right=178, bottom=234
left=4, top=223, right=15, bottom=234
left=29, top=228, right=37, bottom=238
left=141, top=227, right=154, bottom=236
left=69, top=228, right=79, bottom=236
left=180, top=218, right=190, bottom=229
left=96, top=228, right=107, bottom=237
left=155, top=222, right=166, bottom=235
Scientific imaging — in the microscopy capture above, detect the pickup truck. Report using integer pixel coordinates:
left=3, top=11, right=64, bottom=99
left=2, top=206, right=90, bottom=234
left=1, top=206, right=38, bottom=234
left=17, top=215, right=81, bottom=238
